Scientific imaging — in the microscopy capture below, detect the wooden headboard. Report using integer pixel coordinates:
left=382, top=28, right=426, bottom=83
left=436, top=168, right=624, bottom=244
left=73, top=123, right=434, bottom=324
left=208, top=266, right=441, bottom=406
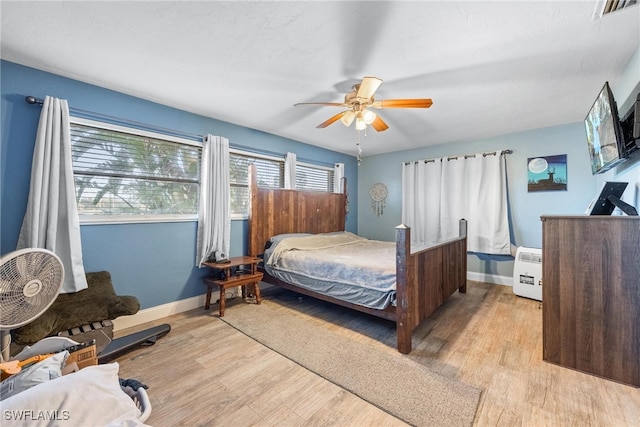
left=248, top=164, right=348, bottom=257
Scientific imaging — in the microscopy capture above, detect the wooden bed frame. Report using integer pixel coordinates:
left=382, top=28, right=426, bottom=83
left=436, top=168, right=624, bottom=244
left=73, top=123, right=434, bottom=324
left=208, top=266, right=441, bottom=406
left=247, top=165, right=468, bottom=353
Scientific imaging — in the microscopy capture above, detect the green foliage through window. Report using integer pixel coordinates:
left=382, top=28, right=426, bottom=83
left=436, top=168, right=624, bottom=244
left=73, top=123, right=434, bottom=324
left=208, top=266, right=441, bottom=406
left=70, top=119, right=201, bottom=219
left=70, top=118, right=334, bottom=221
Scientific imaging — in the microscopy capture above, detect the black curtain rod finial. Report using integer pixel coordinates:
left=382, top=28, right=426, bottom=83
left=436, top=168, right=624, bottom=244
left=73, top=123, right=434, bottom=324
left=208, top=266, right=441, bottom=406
left=25, top=96, right=42, bottom=105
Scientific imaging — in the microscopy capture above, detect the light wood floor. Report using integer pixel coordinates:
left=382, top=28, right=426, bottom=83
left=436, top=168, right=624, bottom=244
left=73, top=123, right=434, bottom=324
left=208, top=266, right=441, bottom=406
left=114, top=282, right=640, bottom=426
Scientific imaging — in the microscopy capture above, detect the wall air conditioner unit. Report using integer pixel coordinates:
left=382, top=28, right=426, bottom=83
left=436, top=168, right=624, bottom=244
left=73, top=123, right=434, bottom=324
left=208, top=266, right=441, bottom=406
left=513, top=247, right=542, bottom=301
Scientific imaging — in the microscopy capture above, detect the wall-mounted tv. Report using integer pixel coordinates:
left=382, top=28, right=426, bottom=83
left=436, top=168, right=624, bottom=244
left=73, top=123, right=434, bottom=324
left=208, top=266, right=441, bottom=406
left=584, top=82, right=628, bottom=175
left=619, top=92, right=640, bottom=153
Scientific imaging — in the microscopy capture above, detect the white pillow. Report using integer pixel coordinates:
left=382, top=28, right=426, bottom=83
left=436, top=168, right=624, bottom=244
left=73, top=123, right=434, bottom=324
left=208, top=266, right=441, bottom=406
left=1, top=363, right=147, bottom=426
left=0, top=351, right=68, bottom=400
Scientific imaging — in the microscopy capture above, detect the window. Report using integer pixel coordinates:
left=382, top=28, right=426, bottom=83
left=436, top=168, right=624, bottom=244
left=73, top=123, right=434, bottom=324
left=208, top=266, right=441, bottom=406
left=296, top=161, right=335, bottom=192
left=228, top=151, right=335, bottom=217
left=70, top=118, right=201, bottom=223
left=229, top=150, right=284, bottom=218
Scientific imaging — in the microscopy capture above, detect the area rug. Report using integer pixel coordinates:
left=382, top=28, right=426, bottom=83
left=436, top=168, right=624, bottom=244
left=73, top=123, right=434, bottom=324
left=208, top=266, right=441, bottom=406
left=220, top=299, right=482, bottom=427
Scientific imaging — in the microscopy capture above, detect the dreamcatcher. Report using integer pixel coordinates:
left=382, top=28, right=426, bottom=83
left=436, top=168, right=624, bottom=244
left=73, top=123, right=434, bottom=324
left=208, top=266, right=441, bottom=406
left=369, top=182, right=388, bottom=216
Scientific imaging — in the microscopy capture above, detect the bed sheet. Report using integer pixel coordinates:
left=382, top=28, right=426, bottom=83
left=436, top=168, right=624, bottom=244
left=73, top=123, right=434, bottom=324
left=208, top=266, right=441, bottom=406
left=264, top=232, right=396, bottom=309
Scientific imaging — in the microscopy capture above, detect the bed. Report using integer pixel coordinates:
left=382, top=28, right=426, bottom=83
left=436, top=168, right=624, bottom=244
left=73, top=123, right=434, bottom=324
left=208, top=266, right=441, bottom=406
left=247, top=165, right=468, bottom=354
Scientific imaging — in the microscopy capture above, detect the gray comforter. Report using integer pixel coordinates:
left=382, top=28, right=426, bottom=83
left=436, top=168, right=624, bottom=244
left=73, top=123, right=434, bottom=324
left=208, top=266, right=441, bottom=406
left=264, top=232, right=396, bottom=309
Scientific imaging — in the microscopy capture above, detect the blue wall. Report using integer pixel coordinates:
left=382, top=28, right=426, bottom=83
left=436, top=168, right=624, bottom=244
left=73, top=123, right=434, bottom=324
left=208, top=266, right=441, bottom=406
left=358, top=123, right=640, bottom=280
left=1, top=60, right=358, bottom=309
left=357, top=123, right=598, bottom=245
left=357, top=47, right=640, bottom=280
left=2, top=52, right=638, bottom=303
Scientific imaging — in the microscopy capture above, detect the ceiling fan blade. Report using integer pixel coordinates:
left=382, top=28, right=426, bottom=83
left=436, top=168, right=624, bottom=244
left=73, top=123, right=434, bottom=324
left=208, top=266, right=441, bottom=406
left=372, top=98, right=433, bottom=108
left=371, top=115, right=389, bottom=132
left=294, top=102, right=345, bottom=107
left=317, top=111, right=347, bottom=128
left=356, top=76, right=383, bottom=99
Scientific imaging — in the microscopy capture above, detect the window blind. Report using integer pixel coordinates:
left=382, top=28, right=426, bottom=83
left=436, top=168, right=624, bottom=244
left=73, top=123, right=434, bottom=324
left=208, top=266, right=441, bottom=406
left=296, top=162, right=334, bottom=192
left=229, top=152, right=284, bottom=216
left=70, top=122, right=201, bottom=217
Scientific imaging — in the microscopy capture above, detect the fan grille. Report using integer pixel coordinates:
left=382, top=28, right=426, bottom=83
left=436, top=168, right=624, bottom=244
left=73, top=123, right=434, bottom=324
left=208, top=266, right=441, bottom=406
left=0, top=250, right=64, bottom=329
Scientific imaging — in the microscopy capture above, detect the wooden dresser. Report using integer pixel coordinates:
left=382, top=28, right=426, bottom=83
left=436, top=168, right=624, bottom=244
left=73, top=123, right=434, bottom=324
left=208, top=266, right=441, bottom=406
left=541, top=215, right=640, bottom=387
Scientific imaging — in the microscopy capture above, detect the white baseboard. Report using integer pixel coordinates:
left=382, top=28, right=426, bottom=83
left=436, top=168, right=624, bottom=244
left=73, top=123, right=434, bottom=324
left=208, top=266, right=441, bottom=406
left=112, top=294, right=207, bottom=331
left=112, top=288, right=242, bottom=331
left=467, top=271, right=512, bottom=286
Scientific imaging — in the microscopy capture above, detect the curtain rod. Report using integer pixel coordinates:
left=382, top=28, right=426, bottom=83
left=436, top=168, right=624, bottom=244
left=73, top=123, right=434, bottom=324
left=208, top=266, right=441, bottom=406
left=25, top=95, right=335, bottom=167
left=232, top=144, right=335, bottom=168
left=25, top=95, right=204, bottom=141
left=403, top=149, right=513, bottom=165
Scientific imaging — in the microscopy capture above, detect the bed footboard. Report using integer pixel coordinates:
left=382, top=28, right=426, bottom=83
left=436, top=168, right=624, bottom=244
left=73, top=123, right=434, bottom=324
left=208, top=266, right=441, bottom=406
left=395, top=220, right=468, bottom=354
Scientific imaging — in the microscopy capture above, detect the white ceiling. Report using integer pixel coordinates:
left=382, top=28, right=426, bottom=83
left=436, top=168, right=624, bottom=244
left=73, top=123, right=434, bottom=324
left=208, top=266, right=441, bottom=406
left=2, top=1, right=639, bottom=157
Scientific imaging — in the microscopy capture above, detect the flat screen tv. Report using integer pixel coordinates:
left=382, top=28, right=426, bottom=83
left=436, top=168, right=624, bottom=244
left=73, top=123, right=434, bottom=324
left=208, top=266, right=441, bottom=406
left=584, top=82, right=627, bottom=175
left=619, top=92, right=640, bottom=153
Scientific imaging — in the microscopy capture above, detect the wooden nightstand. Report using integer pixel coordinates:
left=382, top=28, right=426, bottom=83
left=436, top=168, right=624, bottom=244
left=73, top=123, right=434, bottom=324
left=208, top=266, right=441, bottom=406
left=202, top=256, right=263, bottom=317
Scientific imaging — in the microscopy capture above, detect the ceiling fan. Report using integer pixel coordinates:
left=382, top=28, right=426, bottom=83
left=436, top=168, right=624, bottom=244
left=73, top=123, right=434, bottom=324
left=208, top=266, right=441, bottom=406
left=294, top=76, right=433, bottom=132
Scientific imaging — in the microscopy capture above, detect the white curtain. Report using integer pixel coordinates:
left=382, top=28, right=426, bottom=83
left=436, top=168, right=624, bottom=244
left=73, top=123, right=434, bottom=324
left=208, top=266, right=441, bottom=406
left=284, top=152, right=296, bottom=189
left=440, top=155, right=468, bottom=240
left=17, top=96, right=88, bottom=293
left=196, top=135, right=230, bottom=266
left=402, top=152, right=510, bottom=254
left=333, top=163, right=345, bottom=193
left=401, top=160, right=442, bottom=245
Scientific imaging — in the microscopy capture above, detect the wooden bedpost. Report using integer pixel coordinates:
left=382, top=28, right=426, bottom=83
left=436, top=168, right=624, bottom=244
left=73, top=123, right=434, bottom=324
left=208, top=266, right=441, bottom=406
left=395, top=224, right=412, bottom=354
left=458, top=219, right=468, bottom=294
left=342, top=176, right=348, bottom=225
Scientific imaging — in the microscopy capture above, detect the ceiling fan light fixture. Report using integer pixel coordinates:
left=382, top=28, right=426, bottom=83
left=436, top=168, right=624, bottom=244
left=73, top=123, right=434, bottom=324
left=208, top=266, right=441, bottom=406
left=295, top=76, right=432, bottom=135
left=362, top=109, right=376, bottom=124
left=341, top=110, right=355, bottom=126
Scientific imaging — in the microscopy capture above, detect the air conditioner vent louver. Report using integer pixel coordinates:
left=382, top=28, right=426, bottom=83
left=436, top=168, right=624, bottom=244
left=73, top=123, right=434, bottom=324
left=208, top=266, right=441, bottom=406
left=513, top=247, right=542, bottom=301
left=517, top=251, right=542, bottom=263
left=593, top=0, right=638, bottom=20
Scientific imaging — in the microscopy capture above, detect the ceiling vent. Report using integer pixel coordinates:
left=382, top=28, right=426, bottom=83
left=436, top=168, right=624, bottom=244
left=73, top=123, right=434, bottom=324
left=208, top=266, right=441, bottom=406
left=593, top=0, right=638, bottom=19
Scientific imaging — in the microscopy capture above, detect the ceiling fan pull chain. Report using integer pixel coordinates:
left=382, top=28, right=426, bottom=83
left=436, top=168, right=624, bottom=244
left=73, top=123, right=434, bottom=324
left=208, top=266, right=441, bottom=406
left=356, top=129, right=363, bottom=166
